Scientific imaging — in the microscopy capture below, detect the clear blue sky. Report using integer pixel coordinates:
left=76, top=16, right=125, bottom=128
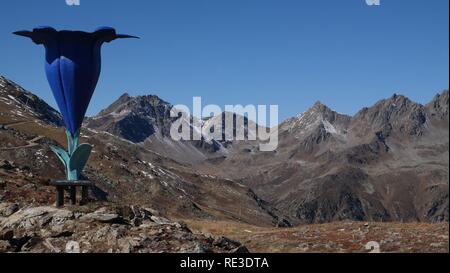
left=0, top=0, right=448, bottom=122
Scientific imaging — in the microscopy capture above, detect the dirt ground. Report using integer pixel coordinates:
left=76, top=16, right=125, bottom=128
left=185, top=220, right=449, bottom=253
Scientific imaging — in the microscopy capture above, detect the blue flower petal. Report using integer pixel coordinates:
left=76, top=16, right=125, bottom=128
left=14, top=27, right=137, bottom=136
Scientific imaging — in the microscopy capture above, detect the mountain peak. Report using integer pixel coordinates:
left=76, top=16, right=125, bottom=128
left=388, top=93, right=412, bottom=104
left=306, top=100, right=348, bottom=120
left=311, top=100, right=329, bottom=111
left=313, top=100, right=325, bottom=107
left=430, top=90, right=449, bottom=103
left=129, top=94, right=170, bottom=106
left=96, top=93, right=170, bottom=117
left=86, top=92, right=173, bottom=143
left=353, top=93, right=428, bottom=137
left=112, top=92, right=132, bottom=105
left=427, top=90, right=449, bottom=120
left=119, top=92, right=131, bottom=100
left=281, top=100, right=351, bottom=135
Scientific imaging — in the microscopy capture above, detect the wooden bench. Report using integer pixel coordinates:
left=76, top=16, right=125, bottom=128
left=49, top=180, right=93, bottom=207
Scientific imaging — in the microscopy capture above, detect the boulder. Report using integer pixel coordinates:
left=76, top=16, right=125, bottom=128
left=1, top=206, right=73, bottom=230
left=80, top=208, right=124, bottom=224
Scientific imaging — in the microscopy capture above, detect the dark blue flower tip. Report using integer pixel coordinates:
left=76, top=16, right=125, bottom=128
left=14, top=27, right=139, bottom=45
left=13, top=30, right=32, bottom=38
left=94, top=27, right=140, bottom=43
left=13, top=27, right=58, bottom=44
left=116, top=34, right=140, bottom=39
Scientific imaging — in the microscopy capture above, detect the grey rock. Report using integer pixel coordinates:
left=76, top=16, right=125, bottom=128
left=0, top=240, right=11, bottom=253
left=1, top=207, right=69, bottom=229
left=150, top=215, right=172, bottom=225
left=65, top=241, right=81, bottom=253
left=81, top=210, right=124, bottom=224
left=0, top=203, right=19, bottom=217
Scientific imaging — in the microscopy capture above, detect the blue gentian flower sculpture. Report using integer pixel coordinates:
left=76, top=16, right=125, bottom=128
left=14, top=27, right=138, bottom=181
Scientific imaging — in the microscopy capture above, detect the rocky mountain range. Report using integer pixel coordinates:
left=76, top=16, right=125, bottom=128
left=84, top=84, right=449, bottom=225
left=0, top=75, right=62, bottom=127
left=194, top=92, right=449, bottom=224
left=1, top=73, right=448, bottom=241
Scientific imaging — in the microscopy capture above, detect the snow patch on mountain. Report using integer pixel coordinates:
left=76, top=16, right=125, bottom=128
left=322, top=120, right=338, bottom=134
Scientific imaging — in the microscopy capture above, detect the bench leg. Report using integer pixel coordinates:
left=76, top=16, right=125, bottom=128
left=70, top=186, right=77, bottom=205
left=81, top=186, right=89, bottom=205
left=56, top=186, right=64, bottom=208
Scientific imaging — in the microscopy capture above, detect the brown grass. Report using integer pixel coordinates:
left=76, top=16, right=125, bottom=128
left=183, top=219, right=449, bottom=253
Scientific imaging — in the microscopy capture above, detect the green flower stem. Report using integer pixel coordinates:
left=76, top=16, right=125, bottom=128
left=50, top=129, right=93, bottom=181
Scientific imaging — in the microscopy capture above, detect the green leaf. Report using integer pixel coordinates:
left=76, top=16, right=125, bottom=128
left=50, top=145, right=70, bottom=169
left=69, top=144, right=93, bottom=179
